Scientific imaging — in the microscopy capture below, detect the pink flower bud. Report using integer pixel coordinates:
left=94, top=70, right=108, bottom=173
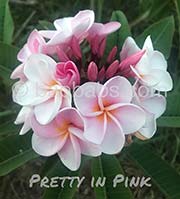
left=87, top=61, right=98, bottom=81
left=97, top=66, right=105, bottom=82
left=106, top=60, right=119, bottom=79
left=99, top=38, right=106, bottom=58
left=71, top=36, right=82, bottom=59
left=56, top=46, right=70, bottom=62
left=107, top=46, right=117, bottom=63
left=56, top=61, right=80, bottom=88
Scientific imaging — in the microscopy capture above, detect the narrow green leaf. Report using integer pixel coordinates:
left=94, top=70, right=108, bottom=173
left=38, top=20, right=54, bottom=30
left=0, top=65, right=12, bottom=86
left=106, top=10, right=131, bottom=54
left=157, top=116, right=180, bottom=128
left=0, top=0, right=14, bottom=44
left=127, top=143, right=180, bottom=199
left=0, top=119, right=20, bottom=136
left=92, top=155, right=133, bottom=199
left=0, top=134, right=39, bottom=176
left=136, top=16, right=175, bottom=59
left=0, top=42, right=19, bottom=68
left=0, top=110, right=16, bottom=118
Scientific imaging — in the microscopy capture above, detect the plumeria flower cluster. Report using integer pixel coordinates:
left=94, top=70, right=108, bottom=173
left=11, top=10, right=173, bottom=171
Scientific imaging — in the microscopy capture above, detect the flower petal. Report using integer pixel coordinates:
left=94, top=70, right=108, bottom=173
left=99, top=76, right=133, bottom=107
left=24, top=54, right=56, bottom=84
left=84, top=113, right=107, bottom=144
left=17, top=44, right=31, bottom=62
left=152, top=70, right=173, bottom=91
left=136, top=112, right=156, bottom=139
left=56, top=107, right=84, bottom=130
left=72, top=10, right=95, bottom=38
left=79, top=140, right=101, bottom=156
left=74, top=82, right=103, bottom=116
left=111, top=104, right=145, bottom=134
left=39, top=30, right=56, bottom=39
left=135, top=54, right=151, bottom=75
left=19, top=122, right=31, bottom=135
left=101, top=117, right=125, bottom=154
left=15, top=106, right=32, bottom=124
left=141, top=94, right=166, bottom=118
left=12, top=81, right=53, bottom=106
left=11, top=64, right=26, bottom=80
left=150, top=51, right=167, bottom=70
left=34, top=91, right=62, bottom=125
left=58, top=135, right=81, bottom=171
left=142, top=35, right=154, bottom=52
left=32, top=133, right=67, bottom=156
left=31, top=116, right=60, bottom=138
left=120, top=37, right=140, bottom=60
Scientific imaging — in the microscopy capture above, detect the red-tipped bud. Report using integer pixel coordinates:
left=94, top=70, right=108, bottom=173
left=56, top=46, right=69, bottom=62
left=98, top=66, right=105, bottom=82
left=87, top=61, right=98, bottom=81
left=99, top=38, right=106, bottom=57
left=71, top=36, right=82, bottom=59
left=107, top=46, right=117, bottom=63
left=106, top=60, right=119, bottom=79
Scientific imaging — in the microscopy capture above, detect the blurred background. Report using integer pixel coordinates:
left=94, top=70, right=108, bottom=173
left=0, top=0, right=180, bottom=198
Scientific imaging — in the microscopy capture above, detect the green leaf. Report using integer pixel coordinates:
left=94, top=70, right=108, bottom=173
left=0, top=0, right=14, bottom=44
left=136, top=16, right=175, bottom=59
left=165, top=88, right=180, bottom=116
left=0, top=110, right=16, bottom=118
left=0, top=134, right=39, bottom=176
left=139, top=0, right=171, bottom=20
left=38, top=20, right=54, bottom=30
left=92, top=155, right=133, bottom=199
left=157, top=116, right=180, bottom=128
left=0, top=119, right=20, bottom=136
left=0, top=42, right=19, bottom=68
left=0, top=65, right=12, bottom=86
left=127, top=143, right=180, bottom=199
left=106, top=10, right=131, bottom=54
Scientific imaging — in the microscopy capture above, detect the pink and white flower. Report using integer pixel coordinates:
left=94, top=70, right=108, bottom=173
left=31, top=108, right=101, bottom=171
left=40, top=10, right=95, bottom=46
left=74, top=76, right=145, bottom=154
left=120, top=36, right=173, bottom=91
left=12, top=54, right=72, bottom=125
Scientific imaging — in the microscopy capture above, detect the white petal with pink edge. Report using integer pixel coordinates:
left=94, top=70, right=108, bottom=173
left=24, top=54, right=56, bottom=84
left=79, top=139, right=101, bottom=156
left=140, top=95, right=166, bottom=118
left=120, top=37, right=141, bottom=60
left=12, top=81, right=53, bottom=106
left=101, top=116, right=125, bottom=154
left=34, top=91, right=62, bottom=125
left=32, top=133, right=67, bottom=156
left=84, top=113, right=107, bottom=144
left=111, top=103, right=145, bottom=134
left=74, top=82, right=103, bottom=116
left=58, top=135, right=81, bottom=171
left=99, top=76, right=133, bottom=106
left=137, top=112, right=157, bottom=139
